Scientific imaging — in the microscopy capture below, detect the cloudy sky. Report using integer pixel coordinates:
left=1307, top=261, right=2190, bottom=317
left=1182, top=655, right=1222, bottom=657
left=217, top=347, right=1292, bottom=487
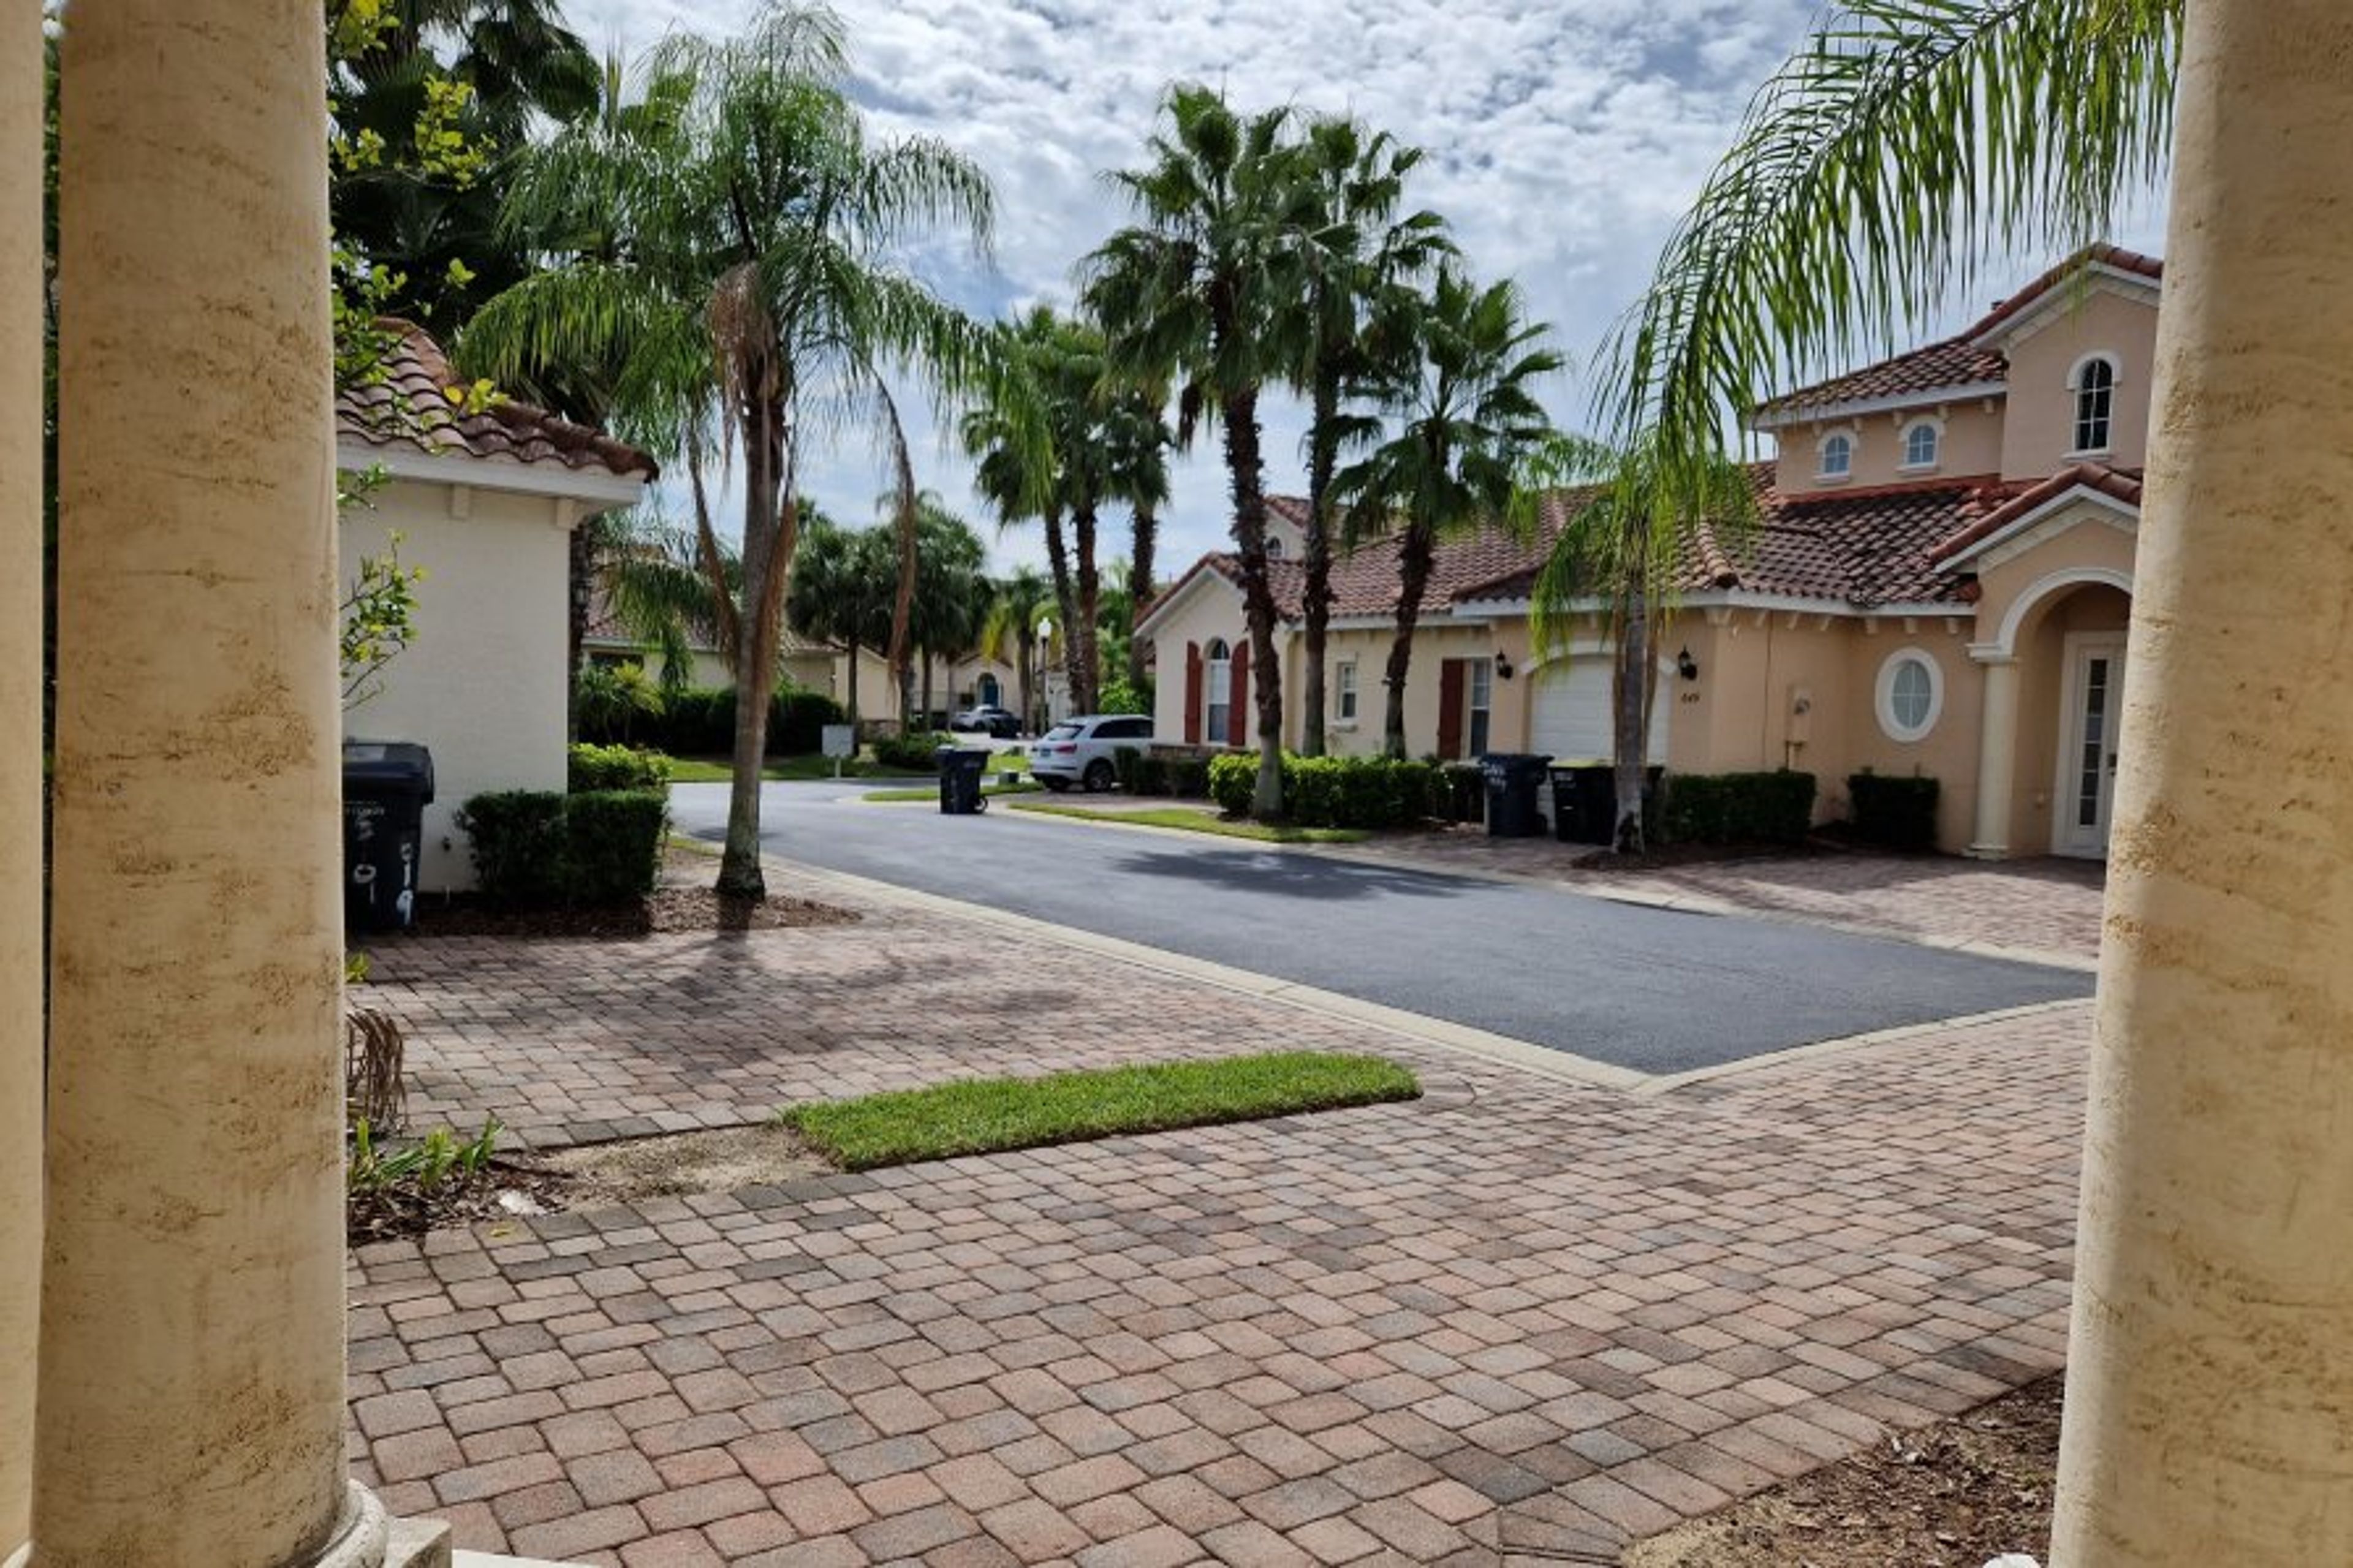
left=563, top=0, right=2162, bottom=578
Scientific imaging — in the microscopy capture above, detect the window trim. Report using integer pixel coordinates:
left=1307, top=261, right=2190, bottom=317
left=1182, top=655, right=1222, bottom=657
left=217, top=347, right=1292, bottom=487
left=1468, top=658, right=1494, bottom=756
left=1335, top=660, right=1358, bottom=724
left=1898, top=417, right=1942, bottom=473
left=1874, top=648, right=1944, bottom=743
left=2066, top=352, right=2120, bottom=456
left=1816, top=430, right=1855, bottom=483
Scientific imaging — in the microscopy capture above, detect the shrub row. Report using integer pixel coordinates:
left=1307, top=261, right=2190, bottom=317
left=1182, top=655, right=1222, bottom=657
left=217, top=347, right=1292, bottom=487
left=871, top=730, right=955, bottom=771
left=567, top=743, right=673, bottom=793
left=1112, top=747, right=1213, bottom=800
left=1207, top=751, right=1450, bottom=830
left=1847, top=772, right=1941, bottom=850
left=455, top=788, right=668, bottom=907
left=1661, top=770, right=1817, bottom=846
left=579, top=684, right=846, bottom=758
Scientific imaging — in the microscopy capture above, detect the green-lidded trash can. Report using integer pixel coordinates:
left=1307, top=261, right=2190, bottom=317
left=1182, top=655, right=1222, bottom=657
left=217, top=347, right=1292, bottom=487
left=1480, top=752, right=1552, bottom=838
left=342, top=740, right=434, bottom=931
left=936, top=746, right=991, bottom=815
left=1555, top=763, right=1662, bottom=846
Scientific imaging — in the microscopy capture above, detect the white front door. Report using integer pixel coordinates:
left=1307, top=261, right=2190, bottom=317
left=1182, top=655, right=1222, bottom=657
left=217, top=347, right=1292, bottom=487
left=2055, top=635, right=2127, bottom=857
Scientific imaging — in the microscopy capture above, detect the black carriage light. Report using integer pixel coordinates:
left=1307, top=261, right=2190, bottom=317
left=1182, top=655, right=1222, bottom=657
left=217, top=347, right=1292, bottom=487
left=1495, top=650, right=1515, bottom=680
left=1677, top=646, right=1700, bottom=681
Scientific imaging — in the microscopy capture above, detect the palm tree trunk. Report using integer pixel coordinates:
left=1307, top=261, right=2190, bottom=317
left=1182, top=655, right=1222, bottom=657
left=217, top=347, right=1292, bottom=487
left=719, top=396, right=793, bottom=900
left=2052, top=6, right=2353, bottom=1559
left=1126, top=501, right=1156, bottom=691
left=841, top=632, right=859, bottom=729
left=1074, top=501, right=1101, bottom=715
left=886, top=470, right=916, bottom=736
left=1382, top=525, right=1434, bottom=760
left=1302, top=374, right=1339, bottom=756
left=920, top=650, right=933, bottom=728
left=1017, top=631, right=1036, bottom=734
left=1611, top=580, right=1650, bottom=854
left=1219, top=387, right=1284, bottom=817
left=566, top=521, right=593, bottom=740
left=1039, top=505, right=1083, bottom=717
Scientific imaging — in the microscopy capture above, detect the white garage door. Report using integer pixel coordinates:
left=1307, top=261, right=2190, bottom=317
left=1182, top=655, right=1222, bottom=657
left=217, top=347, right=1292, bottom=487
left=1531, top=657, right=1665, bottom=764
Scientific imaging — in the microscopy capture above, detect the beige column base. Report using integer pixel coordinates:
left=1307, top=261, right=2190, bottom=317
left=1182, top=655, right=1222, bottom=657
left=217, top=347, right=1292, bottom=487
left=1965, top=651, right=2021, bottom=860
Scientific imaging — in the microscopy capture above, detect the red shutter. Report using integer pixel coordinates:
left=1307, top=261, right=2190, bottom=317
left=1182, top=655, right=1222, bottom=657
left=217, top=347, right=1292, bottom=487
left=1436, top=659, right=1467, bottom=759
left=1183, top=642, right=1203, bottom=744
left=1227, top=642, right=1250, bottom=748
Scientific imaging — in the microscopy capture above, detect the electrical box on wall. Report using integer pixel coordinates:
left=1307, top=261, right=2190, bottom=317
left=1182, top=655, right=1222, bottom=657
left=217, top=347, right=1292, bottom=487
left=1787, top=685, right=1814, bottom=744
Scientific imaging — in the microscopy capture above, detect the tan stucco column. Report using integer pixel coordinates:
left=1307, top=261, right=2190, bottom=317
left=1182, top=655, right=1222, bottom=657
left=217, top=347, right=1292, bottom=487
left=36, top=2, right=379, bottom=1564
left=1964, top=653, right=2018, bottom=859
left=2050, top=1, right=2353, bottom=1562
left=1, top=5, right=45, bottom=1562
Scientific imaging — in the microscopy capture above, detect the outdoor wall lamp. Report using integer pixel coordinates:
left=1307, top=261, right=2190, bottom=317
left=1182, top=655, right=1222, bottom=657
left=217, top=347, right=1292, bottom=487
left=1495, top=651, right=1515, bottom=680
left=1677, top=646, right=1700, bottom=681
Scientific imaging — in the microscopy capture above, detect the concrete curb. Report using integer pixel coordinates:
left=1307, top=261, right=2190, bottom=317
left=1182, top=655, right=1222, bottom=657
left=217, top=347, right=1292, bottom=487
left=1630, top=996, right=2093, bottom=1096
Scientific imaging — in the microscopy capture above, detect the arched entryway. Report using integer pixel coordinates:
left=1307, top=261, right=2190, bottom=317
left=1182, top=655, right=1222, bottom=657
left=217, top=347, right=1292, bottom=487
left=1968, top=567, right=2134, bottom=858
left=977, top=672, right=1001, bottom=708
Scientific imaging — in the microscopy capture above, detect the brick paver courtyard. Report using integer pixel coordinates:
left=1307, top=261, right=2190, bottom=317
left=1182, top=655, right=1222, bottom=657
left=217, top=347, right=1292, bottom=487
left=352, top=857, right=2091, bottom=1564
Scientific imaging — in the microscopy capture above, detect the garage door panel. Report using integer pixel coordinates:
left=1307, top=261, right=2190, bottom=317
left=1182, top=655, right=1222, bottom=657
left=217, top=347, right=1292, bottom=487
left=1531, top=657, right=1666, bottom=763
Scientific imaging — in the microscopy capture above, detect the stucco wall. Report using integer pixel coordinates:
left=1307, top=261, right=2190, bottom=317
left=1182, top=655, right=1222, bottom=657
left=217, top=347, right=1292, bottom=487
left=1840, top=619, right=1985, bottom=849
left=1146, top=583, right=1251, bottom=748
left=1775, top=399, right=2007, bottom=494
left=340, top=476, right=578, bottom=895
left=1996, top=286, right=2160, bottom=479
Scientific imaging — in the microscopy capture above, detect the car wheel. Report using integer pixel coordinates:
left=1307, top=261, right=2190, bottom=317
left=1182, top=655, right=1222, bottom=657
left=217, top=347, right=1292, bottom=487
left=1042, top=778, right=1070, bottom=792
left=1083, top=760, right=1115, bottom=793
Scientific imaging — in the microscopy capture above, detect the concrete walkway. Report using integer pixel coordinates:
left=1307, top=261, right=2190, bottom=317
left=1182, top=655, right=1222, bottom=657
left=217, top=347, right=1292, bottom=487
left=351, top=857, right=2089, bottom=1564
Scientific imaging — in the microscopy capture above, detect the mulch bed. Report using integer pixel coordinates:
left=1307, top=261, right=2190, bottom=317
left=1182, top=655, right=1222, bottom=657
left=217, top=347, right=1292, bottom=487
left=346, top=1158, right=566, bottom=1247
left=1625, top=1374, right=2063, bottom=1567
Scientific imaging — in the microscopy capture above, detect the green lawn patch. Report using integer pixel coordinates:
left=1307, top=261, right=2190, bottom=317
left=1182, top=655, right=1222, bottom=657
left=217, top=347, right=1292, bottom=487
left=782, top=1051, right=1419, bottom=1171
left=1009, top=800, right=1370, bottom=843
left=666, top=754, right=935, bottom=784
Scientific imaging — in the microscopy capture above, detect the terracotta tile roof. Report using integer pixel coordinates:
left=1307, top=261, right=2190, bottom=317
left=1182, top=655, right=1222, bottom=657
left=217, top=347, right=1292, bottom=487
left=1755, top=244, right=2164, bottom=420
left=338, top=319, right=658, bottom=482
left=1927, top=461, right=2142, bottom=564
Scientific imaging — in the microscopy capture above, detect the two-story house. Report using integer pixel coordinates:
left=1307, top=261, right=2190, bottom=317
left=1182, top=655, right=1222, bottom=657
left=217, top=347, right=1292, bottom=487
left=1137, top=244, right=2159, bottom=857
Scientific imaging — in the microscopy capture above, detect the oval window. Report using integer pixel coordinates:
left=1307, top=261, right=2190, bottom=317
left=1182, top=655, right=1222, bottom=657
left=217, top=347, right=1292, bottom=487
left=1876, top=650, right=1943, bottom=742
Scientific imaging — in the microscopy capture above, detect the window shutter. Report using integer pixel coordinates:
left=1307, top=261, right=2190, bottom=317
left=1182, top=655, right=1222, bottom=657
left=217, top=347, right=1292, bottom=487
left=1228, top=642, right=1251, bottom=748
left=1184, top=642, right=1202, bottom=744
left=1436, top=659, right=1467, bottom=759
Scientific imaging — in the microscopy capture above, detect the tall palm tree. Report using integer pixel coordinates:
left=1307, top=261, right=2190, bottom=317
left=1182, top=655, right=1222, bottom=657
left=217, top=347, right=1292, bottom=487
left=1332, top=268, right=1564, bottom=759
left=901, top=496, right=990, bottom=725
left=1084, top=85, right=1317, bottom=818
left=1102, top=380, right=1173, bottom=693
left=464, top=2, right=1003, bottom=899
left=964, top=313, right=1082, bottom=709
left=1284, top=115, right=1453, bottom=756
left=786, top=518, right=895, bottom=730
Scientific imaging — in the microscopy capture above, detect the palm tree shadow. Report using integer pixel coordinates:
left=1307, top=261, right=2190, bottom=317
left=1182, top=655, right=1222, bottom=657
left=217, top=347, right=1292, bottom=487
left=1105, top=846, right=1471, bottom=902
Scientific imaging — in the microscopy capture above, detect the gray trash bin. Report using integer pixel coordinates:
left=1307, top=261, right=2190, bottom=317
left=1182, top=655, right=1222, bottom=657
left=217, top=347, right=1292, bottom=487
left=936, top=747, right=991, bottom=815
left=343, top=740, right=434, bottom=931
left=1480, top=753, right=1552, bottom=839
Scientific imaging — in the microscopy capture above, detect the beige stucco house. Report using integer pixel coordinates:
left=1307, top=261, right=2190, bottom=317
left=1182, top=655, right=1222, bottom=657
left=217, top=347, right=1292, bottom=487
left=1140, top=246, right=2159, bottom=859
left=339, top=322, right=653, bottom=892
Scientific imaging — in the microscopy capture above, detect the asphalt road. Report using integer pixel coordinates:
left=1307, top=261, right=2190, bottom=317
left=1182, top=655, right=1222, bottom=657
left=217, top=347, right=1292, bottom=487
left=669, top=779, right=2092, bottom=1076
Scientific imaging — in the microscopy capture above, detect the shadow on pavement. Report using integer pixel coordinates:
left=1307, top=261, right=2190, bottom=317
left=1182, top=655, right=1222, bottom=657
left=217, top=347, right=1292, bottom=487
left=1104, top=846, right=1474, bottom=903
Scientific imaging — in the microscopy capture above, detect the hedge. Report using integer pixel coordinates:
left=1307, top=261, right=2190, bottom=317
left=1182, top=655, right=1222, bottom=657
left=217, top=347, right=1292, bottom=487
left=567, top=743, right=673, bottom=793
left=1847, top=772, right=1941, bottom=850
left=1208, top=751, right=1444, bottom=830
left=1661, top=770, right=1817, bottom=846
left=456, top=787, right=668, bottom=907
left=580, top=684, right=846, bottom=758
left=871, top=729, right=953, bottom=771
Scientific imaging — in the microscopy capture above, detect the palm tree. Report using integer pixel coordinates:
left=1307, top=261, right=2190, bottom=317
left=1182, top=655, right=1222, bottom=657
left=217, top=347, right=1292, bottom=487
left=464, top=2, right=1002, bottom=899
left=1102, top=380, right=1173, bottom=693
left=1284, top=115, right=1453, bottom=756
left=901, top=496, right=990, bottom=725
left=597, top=509, right=745, bottom=695
left=1332, top=268, right=1564, bottom=759
left=1084, top=85, right=1318, bottom=818
left=786, top=518, right=895, bottom=730
left=982, top=566, right=1054, bottom=735
left=964, top=312, right=1082, bottom=710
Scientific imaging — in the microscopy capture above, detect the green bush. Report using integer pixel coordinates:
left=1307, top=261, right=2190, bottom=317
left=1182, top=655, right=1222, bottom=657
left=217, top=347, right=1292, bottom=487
left=567, top=743, right=673, bottom=793
left=1437, top=762, right=1485, bottom=823
left=453, top=791, right=568, bottom=908
left=770, top=686, right=846, bottom=754
left=1848, top=772, right=1941, bottom=850
left=1662, top=771, right=1817, bottom=846
left=1208, top=752, right=1257, bottom=815
left=564, top=790, right=669, bottom=903
left=1097, top=677, right=1153, bottom=716
left=1165, top=756, right=1211, bottom=799
left=1113, top=746, right=1172, bottom=796
left=871, top=729, right=954, bottom=771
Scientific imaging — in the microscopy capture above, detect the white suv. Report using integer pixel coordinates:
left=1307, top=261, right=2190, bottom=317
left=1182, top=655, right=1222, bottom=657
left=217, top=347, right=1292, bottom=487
left=1029, top=714, right=1154, bottom=792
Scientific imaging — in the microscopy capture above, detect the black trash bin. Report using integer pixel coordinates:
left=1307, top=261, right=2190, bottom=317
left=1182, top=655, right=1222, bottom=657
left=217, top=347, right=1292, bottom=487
left=1480, top=752, right=1552, bottom=838
left=1554, top=763, right=1663, bottom=846
left=342, top=740, right=434, bottom=932
left=936, top=746, right=991, bottom=815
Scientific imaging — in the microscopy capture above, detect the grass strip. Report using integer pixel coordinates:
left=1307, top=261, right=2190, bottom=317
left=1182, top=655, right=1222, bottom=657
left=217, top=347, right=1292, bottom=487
left=860, top=780, right=1040, bottom=804
left=783, top=1051, right=1419, bottom=1171
left=1009, top=800, right=1369, bottom=843
left=667, top=754, right=934, bottom=784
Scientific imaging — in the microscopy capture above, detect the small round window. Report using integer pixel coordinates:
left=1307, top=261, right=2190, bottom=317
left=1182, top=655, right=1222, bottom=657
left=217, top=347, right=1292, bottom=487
left=1876, top=650, right=1943, bottom=742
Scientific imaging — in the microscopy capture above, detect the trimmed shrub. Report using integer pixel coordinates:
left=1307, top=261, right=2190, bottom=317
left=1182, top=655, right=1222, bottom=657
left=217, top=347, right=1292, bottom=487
left=1165, top=756, right=1211, bottom=799
left=646, top=686, right=734, bottom=756
left=1437, top=762, right=1485, bottom=824
left=1662, top=770, right=1817, bottom=846
left=454, top=791, right=568, bottom=909
left=770, top=687, right=846, bottom=754
left=871, top=729, right=954, bottom=771
left=1848, top=772, right=1941, bottom=850
left=567, top=743, right=673, bottom=793
left=564, top=790, right=669, bottom=904
left=1208, top=752, right=1257, bottom=815
left=1114, top=746, right=1173, bottom=797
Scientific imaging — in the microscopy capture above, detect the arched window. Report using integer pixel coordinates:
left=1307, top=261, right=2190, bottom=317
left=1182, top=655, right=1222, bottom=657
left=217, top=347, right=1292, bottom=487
left=2072, top=355, right=2118, bottom=453
left=1902, top=421, right=1940, bottom=469
left=1264, top=536, right=1285, bottom=559
left=1204, top=638, right=1232, bottom=741
left=1817, top=431, right=1853, bottom=480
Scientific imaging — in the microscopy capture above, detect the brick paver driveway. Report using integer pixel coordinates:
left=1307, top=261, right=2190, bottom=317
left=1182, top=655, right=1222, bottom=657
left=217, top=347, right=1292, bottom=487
left=352, top=861, right=2089, bottom=1564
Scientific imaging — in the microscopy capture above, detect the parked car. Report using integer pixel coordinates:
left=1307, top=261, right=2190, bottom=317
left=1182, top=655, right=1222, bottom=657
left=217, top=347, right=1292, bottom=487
left=1029, top=714, right=1154, bottom=792
left=949, top=703, right=1022, bottom=739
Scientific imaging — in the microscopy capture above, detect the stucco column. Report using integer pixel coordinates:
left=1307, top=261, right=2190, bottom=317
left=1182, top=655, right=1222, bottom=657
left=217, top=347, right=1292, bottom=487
left=1964, top=654, right=2018, bottom=859
left=36, top=2, right=379, bottom=1564
left=2049, top=2, right=2353, bottom=1562
left=1, top=5, right=44, bottom=1562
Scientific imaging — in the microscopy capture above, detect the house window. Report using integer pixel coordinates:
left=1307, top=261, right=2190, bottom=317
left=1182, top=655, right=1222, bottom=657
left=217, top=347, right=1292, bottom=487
left=1335, top=661, right=1358, bottom=722
left=1204, top=637, right=1231, bottom=742
left=1875, top=650, right=1944, bottom=742
left=1264, top=537, right=1285, bottom=559
left=1817, top=432, right=1853, bottom=480
left=2072, top=355, right=2117, bottom=453
left=1902, top=421, right=1939, bottom=469
left=1469, top=659, right=1493, bottom=756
